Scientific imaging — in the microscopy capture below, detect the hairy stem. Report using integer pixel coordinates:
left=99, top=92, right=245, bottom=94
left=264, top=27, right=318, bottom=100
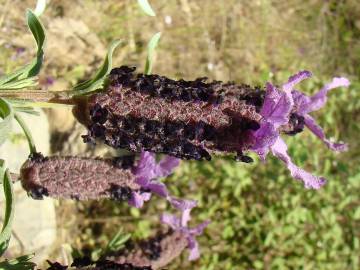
left=0, top=90, right=75, bottom=105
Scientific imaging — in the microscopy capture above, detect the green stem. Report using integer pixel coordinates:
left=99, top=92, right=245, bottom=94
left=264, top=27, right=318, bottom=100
left=14, top=112, right=37, bottom=154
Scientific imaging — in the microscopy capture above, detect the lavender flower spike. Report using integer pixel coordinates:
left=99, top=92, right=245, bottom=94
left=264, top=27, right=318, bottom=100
left=251, top=71, right=349, bottom=189
left=161, top=203, right=210, bottom=261
left=129, top=151, right=180, bottom=208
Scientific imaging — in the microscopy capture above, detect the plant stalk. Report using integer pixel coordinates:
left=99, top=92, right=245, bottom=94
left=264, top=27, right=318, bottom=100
left=0, top=90, right=75, bottom=105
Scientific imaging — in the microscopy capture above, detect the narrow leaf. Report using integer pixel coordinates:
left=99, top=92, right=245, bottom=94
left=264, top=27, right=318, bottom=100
left=0, top=99, right=13, bottom=146
left=137, top=0, right=156, bottom=16
left=14, top=112, right=37, bottom=154
left=107, top=229, right=131, bottom=251
left=144, top=32, right=161, bottom=75
left=7, top=100, right=40, bottom=116
left=0, top=10, right=45, bottom=87
left=0, top=77, right=38, bottom=90
left=0, top=168, right=15, bottom=256
left=34, top=0, right=47, bottom=16
left=20, top=9, right=45, bottom=78
left=72, top=40, right=123, bottom=96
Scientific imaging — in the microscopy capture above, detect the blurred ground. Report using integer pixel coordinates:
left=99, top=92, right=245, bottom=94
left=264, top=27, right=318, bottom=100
left=0, top=0, right=359, bottom=269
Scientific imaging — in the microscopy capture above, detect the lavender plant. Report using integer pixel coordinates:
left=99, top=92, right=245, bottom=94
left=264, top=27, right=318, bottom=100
left=0, top=0, right=352, bottom=269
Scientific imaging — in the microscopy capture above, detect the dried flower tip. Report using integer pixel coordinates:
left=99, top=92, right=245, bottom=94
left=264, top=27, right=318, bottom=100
left=108, top=230, right=187, bottom=270
left=20, top=155, right=139, bottom=201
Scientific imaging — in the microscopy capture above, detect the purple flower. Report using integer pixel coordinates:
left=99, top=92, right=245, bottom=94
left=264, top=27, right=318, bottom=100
left=129, top=151, right=180, bottom=208
left=251, top=71, right=350, bottom=189
left=161, top=201, right=210, bottom=261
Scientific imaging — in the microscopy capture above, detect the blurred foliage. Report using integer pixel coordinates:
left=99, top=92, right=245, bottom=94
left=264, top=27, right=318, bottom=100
left=0, top=0, right=359, bottom=269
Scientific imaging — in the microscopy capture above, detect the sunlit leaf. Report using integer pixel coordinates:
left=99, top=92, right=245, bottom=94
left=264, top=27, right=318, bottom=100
left=20, top=9, right=45, bottom=78
left=137, top=0, right=156, bottom=16
left=0, top=77, right=38, bottom=90
left=144, top=32, right=161, bottom=75
left=7, top=100, right=40, bottom=116
left=14, top=112, right=37, bottom=154
left=72, top=40, right=123, bottom=96
left=34, top=0, right=47, bottom=16
left=0, top=99, right=13, bottom=146
left=0, top=167, right=15, bottom=256
left=0, top=10, right=45, bottom=88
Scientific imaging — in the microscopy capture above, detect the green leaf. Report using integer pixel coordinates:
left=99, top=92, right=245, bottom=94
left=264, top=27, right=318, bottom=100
left=0, top=98, right=14, bottom=146
left=34, top=0, right=47, bottom=16
left=0, top=10, right=45, bottom=88
left=137, top=0, right=156, bottom=16
left=20, top=9, right=45, bottom=78
left=0, top=168, right=15, bottom=256
left=0, top=77, right=38, bottom=90
left=0, top=254, right=36, bottom=270
left=5, top=100, right=39, bottom=116
left=144, top=32, right=161, bottom=75
left=106, top=228, right=131, bottom=252
left=72, top=40, right=123, bottom=96
left=14, top=112, right=37, bottom=154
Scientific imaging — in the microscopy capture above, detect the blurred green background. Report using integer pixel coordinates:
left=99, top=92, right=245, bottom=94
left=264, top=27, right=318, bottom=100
left=0, top=0, right=359, bottom=269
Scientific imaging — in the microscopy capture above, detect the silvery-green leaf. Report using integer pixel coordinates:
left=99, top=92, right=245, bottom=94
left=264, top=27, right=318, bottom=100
left=14, top=112, right=37, bottom=154
left=72, top=40, right=123, bottom=96
left=0, top=99, right=13, bottom=146
left=0, top=10, right=45, bottom=87
left=34, top=0, right=47, bottom=16
left=144, top=32, right=161, bottom=75
left=137, top=0, right=156, bottom=16
left=7, top=100, right=39, bottom=116
left=0, top=77, right=38, bottom=90
left=0, top=167, right=15, bottom=256
left=19, top=10, right=45, bottom=79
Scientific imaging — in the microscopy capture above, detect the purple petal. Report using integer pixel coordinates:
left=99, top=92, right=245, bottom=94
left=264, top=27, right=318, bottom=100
left=291, top=90, right=312, bottom=115
left=304, top=115, right=348, bottom=152
left=133, top=151, right=157, bottom=184
left=156, top=156, right=180, bottom=177
left=282, top=70, right=312, bottom=93
left=168, top=197, right=197, bottom=211
left=270, top=137, right=326, bottom=189
left=147, top=181, right=169, bottom=197
left=251, top=122, right=279, bottom=160
left=128, top=191, right=152, bottom=208
left=260, top=83, right=293, bottom=128
left=188, top=220, right=211, bottom=236
left=306, top=77, right=350, bottom=113
left=181, top=209, right=193, bottom=227
left=187, top=236, right=200, bottom=261
left=160, top=213, right=180, bottom=229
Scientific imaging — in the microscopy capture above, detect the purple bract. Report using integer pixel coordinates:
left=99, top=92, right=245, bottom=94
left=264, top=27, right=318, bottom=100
left=250, top=71, right=350, bottom=189
left=129, top=151, right=181, bottom=208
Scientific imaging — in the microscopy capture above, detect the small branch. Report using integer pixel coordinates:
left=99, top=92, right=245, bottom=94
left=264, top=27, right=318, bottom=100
left=0, top=90, right=75, bottom=105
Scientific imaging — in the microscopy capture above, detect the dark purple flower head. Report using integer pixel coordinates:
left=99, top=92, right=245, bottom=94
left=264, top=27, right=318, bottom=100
left=160, top=201, right=210, bottom=261
left=250, top=71, right=350, bottom=189
left=129, top=151, right=180, bottom=208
